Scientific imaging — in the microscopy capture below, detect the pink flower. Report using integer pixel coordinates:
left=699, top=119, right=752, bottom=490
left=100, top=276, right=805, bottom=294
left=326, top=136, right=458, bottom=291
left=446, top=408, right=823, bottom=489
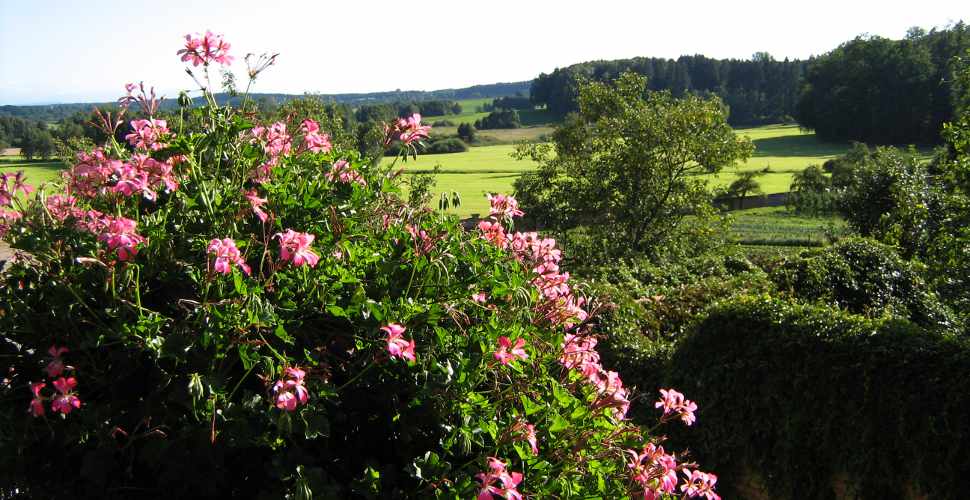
left=28, top=382, right=45, bottom=417
left=626, top=443, right=679, bottom=499
left=243, top=189, right=269, bottom=222
left=494, top=336, right=528, bottom=365
left=125, top=118, right=170, bottom=151
left=680, top=470, right=720, bottom=500
left=475, top=457, right=524, bottom=500
left=97, top=216, right=147, bottom=262
left=487, top=194, right=524, bottom=220
left=45, top=345, right=69, bottom=378
left=178, top=31, right=233, bottom=66
left=301, top=119, right=332, bottom=153
left=384, top=113, right=431, bottom=147
left=45, top=195, right=79, bottom=222
left=511, top=420, right=538, bottom=455
left=477, top=220, right=507, bottom=248
left=207, top=238, right=251, bottom=276
left=326, top=160, right=367, bottom=186
left=656, top=388, right=698, bottom=426
left=0, top=171, right=34, bottom=206
left=382, top=323, right=416, bottom=362
left=272, top=367, right=310, bottom=412
left=251, top=122, right=292, bottom=159
left=472, top=292, right=488, bottom=304
left=51, top=377, right=81, bottom=415
left=275, top=229, right=320, bottom=267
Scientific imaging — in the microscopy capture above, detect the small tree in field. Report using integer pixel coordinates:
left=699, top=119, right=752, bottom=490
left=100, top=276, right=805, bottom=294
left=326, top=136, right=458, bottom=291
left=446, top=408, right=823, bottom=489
left=725, top=170, right=764, bottom=209
left=514, top=72, right=753, bottom=258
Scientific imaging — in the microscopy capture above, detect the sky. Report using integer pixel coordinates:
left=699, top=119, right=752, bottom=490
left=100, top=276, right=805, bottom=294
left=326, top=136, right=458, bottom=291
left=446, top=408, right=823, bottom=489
left=0, top=0, right=966, bottom=105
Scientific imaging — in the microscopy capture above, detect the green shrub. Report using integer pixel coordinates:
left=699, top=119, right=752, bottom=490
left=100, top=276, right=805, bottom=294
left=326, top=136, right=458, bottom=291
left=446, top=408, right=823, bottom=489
left=423, top=137, right=468, bottom=154
left=770, top=238, right=960, bottom=331
left=666, top=295, right=970, bottom=499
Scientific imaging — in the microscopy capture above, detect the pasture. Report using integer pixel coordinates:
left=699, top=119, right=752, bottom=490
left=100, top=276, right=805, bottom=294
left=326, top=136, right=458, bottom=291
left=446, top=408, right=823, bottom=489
left=394, top=124, right=854, bottom=218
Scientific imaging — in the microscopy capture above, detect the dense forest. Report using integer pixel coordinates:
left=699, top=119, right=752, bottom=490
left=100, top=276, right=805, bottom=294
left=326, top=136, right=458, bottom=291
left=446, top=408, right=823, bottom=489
left=797, top=23, right=970, bottom=144
left=530, top=53, right=806, bottom=126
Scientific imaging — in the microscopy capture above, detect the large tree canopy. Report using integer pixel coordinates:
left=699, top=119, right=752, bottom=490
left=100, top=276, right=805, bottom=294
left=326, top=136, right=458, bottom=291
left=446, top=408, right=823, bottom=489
left=797, top=23, right=970, bottom=144
left=514, top=72, right=753, bottom=258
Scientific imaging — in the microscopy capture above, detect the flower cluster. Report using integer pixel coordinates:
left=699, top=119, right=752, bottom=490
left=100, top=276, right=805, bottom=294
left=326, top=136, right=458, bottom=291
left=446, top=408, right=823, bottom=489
left=64, top=148, right=180, bottom=200
left=476, top=457, right=524, bottom=500
left=178, top=31, right=233, bottom=66
left=208, top=238, right=251, bottom=275
left=478, top=195, right=627, bottom=419
left=272, top=367, right=309, bottom=412
left=300, top=119, right=332, bottom=154
left=383, top=113, right=431, bottom=147
left=74, top=213, right=148, bottom=262
left=681, top=470, right=720, bottom=500
left=382, top=323, right=416, bottom=362
left=626, top=443, right=679, bottom=500
left=28, top=346, right=82, bottom=417
left=249, top=122, right=293, bottom=183
left=493, top=336, right=528, bottom=365
left=486, top=194, right=524, bottom=220
left=1, top=170, right=34, bottom=206
left=656, top=388, right=698, bottom=426
left=326, top=160, right=366, bottom=186
left=275, top=229, right=319, bottom=267
left=126, top=118, right=170, bottom=151
left=243, top=188, right=269, bottom=222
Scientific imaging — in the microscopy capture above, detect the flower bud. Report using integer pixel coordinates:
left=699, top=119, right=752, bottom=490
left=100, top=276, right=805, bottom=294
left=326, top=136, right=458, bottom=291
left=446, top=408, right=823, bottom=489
left=178, top=91, right=191, bottom=109
left=188, top=373, right=205, bottom=400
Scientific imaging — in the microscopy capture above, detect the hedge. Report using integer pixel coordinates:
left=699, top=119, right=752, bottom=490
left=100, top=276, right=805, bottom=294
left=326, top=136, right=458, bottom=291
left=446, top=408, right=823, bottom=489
left=666, top=294, right=970, bottom=499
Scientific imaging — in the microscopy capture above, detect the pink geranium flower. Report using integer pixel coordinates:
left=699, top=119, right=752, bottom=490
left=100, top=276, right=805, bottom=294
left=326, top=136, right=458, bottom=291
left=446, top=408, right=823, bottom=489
left=28, top=382, right=46, bottom=417
left=97, top=216, right=147, bottom=262
left=471, top=292, right=488, bottom=304
left=494, top=336, right=528, bottom=365
left=656, top=388, right=698, bottom=426
left=45, top=345, right=69, bottom=378
left=125, top=118, right=170, bottom=151
left=475, top=457, right=524, bottom=500
left=680, top=469, right=720, bottom=500
left=301, top=119, right=332, bottom=153
left=382, top=323, right=416, bottom=362
left=487, top=193, right=524, bottom=220
left=207, top=238, right=251, bottom=276
left=178, top=31, right=233, bottom=66
left=272, top=367, right=310, bottom=412
left=275, top=229, right=320, bottom=267
left=511, top=420, right=538, bottom=455
left=242, top=189, right=269, bottom=222
left=51, top=377, right=81, bottom=415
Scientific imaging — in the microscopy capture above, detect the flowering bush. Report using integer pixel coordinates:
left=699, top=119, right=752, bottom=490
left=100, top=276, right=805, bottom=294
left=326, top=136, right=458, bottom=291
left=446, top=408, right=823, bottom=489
left=0, top=33, right=717, bottom=499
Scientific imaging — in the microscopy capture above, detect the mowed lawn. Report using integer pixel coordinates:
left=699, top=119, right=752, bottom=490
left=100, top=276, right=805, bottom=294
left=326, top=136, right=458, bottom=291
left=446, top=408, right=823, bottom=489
left=395, top=124, right=856, bottom=217
left=0, top=157, right=66, bottom=188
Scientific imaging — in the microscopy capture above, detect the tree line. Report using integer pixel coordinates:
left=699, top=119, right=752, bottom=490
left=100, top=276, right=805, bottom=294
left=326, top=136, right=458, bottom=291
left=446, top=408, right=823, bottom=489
left=530, top=53, right=805, bottom=126
left=797, top=23, right=970, bottom=144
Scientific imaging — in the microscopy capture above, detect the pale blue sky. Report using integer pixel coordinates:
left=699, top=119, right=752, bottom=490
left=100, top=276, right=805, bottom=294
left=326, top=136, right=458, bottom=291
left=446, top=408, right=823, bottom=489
left=0, top=0, right=965, bottom=104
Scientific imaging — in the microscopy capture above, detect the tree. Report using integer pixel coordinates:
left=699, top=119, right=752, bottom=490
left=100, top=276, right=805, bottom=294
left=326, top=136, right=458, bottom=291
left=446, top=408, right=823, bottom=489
left=787, top=165, right=835, bottom=215
left=514, top=72, right=753, bottom=258
left=20, top=127, right=55, bottom=160
left=457, top=122, right=476, bottom=143
left=726, top=171, right=764, bottom=209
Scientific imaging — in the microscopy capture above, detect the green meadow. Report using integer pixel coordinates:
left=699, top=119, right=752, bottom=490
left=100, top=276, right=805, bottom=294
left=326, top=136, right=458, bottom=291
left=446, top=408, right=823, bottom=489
left=393, top=124, right=854, bottom=218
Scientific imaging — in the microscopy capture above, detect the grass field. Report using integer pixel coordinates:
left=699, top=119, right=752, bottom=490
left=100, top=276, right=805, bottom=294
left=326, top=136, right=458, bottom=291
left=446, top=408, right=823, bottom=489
left=392, top=124, right=857, bottom=217
left=0, top=157, right=65, bottom=187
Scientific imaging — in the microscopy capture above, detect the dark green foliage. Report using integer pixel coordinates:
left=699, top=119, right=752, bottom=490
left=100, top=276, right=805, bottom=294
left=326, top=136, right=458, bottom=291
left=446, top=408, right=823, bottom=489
left=491, top=96, right=533, bottom=110
left=474, top=109, right=521, bottom=129
left=835, top=146, right=934, bottom=258
left=787, top=164, right=836, bottom=215
left=531, top=53, right=805, bottom=126
left=724, top=171, right=764, bottom=209
left=770, top=238, right=959, bottom=330
left=797, top=23, right=970, bottom=144
left=423, top=137, right=467, bottom=154
left=456, top=123, right=476, bottom=143
left=666, top=295, right=970, bottom=499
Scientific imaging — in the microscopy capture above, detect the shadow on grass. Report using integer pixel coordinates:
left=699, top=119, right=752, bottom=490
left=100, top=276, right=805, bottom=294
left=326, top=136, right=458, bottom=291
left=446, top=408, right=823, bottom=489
left=0, top=162, right=66, bottom=174
left=751, top=134, right=849, bottom=158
